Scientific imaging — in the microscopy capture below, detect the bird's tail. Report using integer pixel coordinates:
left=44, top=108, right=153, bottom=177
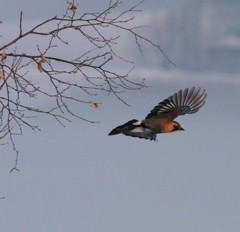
left=108, top=119, right=139, bottom=135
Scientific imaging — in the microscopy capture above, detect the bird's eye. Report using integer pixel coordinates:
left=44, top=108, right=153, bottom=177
left=173, top=124, right=179, bottom=131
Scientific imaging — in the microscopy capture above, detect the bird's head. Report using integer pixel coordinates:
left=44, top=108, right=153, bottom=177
left=171, top=121, right=184, bottom=132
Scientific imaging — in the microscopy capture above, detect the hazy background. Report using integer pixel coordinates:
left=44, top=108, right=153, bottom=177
left=1, top=0, right=240, bottom=231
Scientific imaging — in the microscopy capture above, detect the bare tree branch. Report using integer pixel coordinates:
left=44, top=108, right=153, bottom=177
left=0, top=0, right=173, bottom=169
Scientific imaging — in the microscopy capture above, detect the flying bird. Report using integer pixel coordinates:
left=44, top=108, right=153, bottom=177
left=108, top=87, right=207, bottom=141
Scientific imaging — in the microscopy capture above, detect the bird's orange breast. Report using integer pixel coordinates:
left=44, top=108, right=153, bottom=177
left=143, top=118, right=175, bottom=134
left=160, top=119, right=175, bottom=133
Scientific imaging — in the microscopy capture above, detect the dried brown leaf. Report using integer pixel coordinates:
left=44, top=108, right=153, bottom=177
left=40, top=56, right=46, bottom=63
left=37, top=56, right=46, bottom=72
left=91, top=103, right=99, bottom=109
left=68, top=5, right=77, bottom=11
left=0, top=73, right=4, bottom=79
left=38, top=63, right=43, bottom=72
left=1, top=52, right=7, bottom=63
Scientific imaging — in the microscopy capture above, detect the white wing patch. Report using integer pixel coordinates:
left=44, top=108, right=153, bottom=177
left=132, top=120, right=142, bottom=125
left=130, top=127, right=144, bottom=133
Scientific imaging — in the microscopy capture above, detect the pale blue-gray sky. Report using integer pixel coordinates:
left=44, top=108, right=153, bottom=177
left=1, top=0, right=240, bottom=232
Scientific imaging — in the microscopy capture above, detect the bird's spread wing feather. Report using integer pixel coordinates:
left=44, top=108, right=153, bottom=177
left=145, top=87, right=207, bottom=120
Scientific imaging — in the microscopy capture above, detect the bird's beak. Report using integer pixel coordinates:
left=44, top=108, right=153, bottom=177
left=179, top=127, right=184, bottom=131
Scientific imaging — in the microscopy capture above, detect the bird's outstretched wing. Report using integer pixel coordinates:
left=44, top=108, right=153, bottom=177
left=145, top=87, right=207, bottom=120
